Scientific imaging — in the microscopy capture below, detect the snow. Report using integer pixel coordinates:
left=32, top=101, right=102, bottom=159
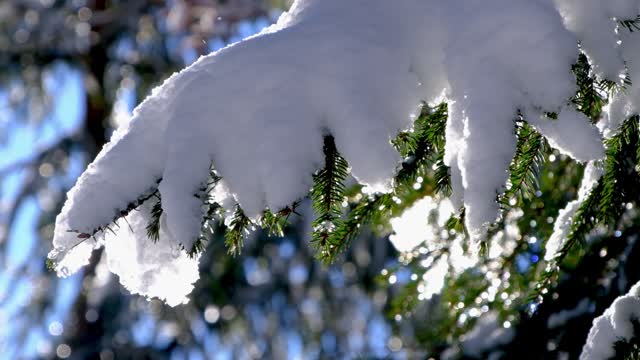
left=103, top=201, right=200, bottom=307
left=439, top=0, right=605, bottom=241
left=527, top=108, right=605, bottom=163
left=605, top=29, right=640, bottom=138
left=554, top=0, right=626, bottom=81
left=581, top=281, right=640, bottom=360
left=49, top=0, right=638, bottom=304
left=544, top=161, right=604, bottom=261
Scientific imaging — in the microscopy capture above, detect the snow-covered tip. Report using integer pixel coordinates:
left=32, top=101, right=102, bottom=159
left=544, top=161, right=603, bottom=261
left=581, top=281, right=640, bottom=360
left=104, top=201, right=201, bottom=307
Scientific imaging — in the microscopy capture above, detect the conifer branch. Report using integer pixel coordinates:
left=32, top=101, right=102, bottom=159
left=186, top=200, right=223, bottom=257
left=572, top=54, right=620, bottom=121
left=599, top=116, right=639, bottom=223
left=311, top=104, right=451, bottom=262
left=500, top=121, right=547, bottom=208
left=319, top=194, right=393, bottom=264
left=65, top=185, right=161, bottom=248
left=311, top=135, right=350, bottom=255
left=260, top=201, right=301, bottom=237
left=564, top=116, right=639, bottom=254
left=145, top=194, right=163, bottom=242
left=312, top=104, right=451, bottom=262
left=434, top=150, right=452, bottom=197
left=142, top=168, right=223, bottom=256
left=62, top=167, right=226, bottom=264
left=532, top=116, right=640, bottom=303
left=446, top=209, right=466, bottom=235
left=225, top=205, right=252, bottom=256
left=395, top=103, right=448, bottom=187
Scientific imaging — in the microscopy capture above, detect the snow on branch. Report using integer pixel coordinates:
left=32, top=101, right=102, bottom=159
left=49, top=0, right=640, bottom=305
left=581, top=281, right=640, bottom=360
left=535, top=116, right=640, bottom=302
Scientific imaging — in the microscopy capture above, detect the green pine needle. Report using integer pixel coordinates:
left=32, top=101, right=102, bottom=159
left=500, top=121, right=547, bottom=209
left=260, top=201, right=300, bottom=238
left=395, top=103, right=448, bottom=188
left=312, top=103, right=450, bottom=263
left=532, top=116, right=640, bottom=302
left=320, top=194, right=393, bottom=264
left=311, top=135, right=350, bottom=256
left=146, top=195, right=163, bottom=242
left=572, top=54, right=618, bottom=121
left=434, top=150, right=452, bottom=197
left=225, top=205, right=252, bottom=256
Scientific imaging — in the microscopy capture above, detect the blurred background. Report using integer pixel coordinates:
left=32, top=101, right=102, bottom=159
left=2, top=1, right=640, bottom=360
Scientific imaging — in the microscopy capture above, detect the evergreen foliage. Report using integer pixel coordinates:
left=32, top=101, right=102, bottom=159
left=536, top=115, right=640, bottom=302
left=224, top=205, right=251, bottom=256
left=260, top=201, right=300, bottom=238
left=315, top=103, right=450, bottom=263
left=61, top=187, right=162, bottom=250
left=145, top=194, right=163, bottom=242
left=310, top=135, right=350, bottom=261
left=572, top=54, right=617, bottom=122
left=500, top=121, right=548, bottom=208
